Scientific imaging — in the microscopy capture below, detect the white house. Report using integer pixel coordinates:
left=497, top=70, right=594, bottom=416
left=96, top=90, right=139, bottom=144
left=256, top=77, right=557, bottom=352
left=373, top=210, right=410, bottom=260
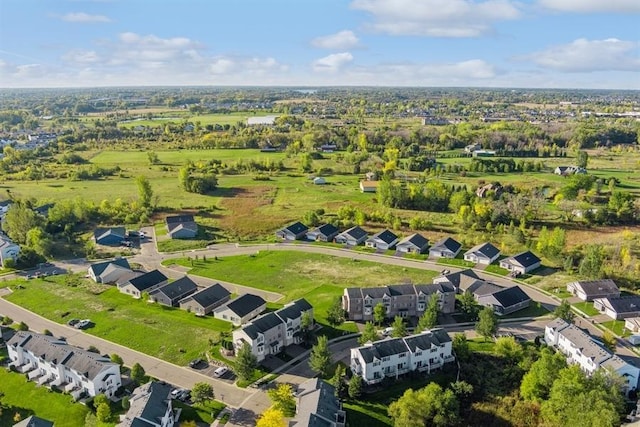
left=350, top=329, right=454, bottom=385
left=396, top=233, right=429, bottom=254
left=499, top=251, right=541, bottom=275
left=118, top=382, right=179, bottom=427
left=428, top=237, right=461, bottom=259
left=7, top=331, right=121, bottom=400
left=544, top=319, right=640, bottom=391
left=567, top=279, right=620, bottom=302
left=213, top=293, right=267, bottom=325
left=0, top=232, right=20, bottom=267
left=365, top=229, right=399, bottom=251
left=463, top=242, right=500, bottom=265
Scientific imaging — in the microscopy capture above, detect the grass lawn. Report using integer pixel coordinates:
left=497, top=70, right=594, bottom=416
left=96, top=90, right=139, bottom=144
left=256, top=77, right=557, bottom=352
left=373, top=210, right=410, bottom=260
left=601, top=320, right=631, bottom=337
left=0, top=369, right=99, bottom=427
left=468, top=338, right=496, bottom=352
left=501, top=302, right=550, bottom=319
left=163, top=250, right=439, bottom=328
left=572, top=301, right=600, bottom=316
left=3, top=275, right=233, bottom=365
left=173, top=400, right=225, bottom=424
left=436, top=257, right=475, bottom=268
left=484, top=265, right=510, bottom=276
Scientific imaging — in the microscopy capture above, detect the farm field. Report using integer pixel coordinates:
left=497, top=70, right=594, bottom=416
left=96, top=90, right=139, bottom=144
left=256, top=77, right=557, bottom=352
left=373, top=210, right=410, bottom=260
left=3, top=276, right=233, bottom=365
left=162, top=250, right=440, bottom=326
left=117, top=112, right=271, bottom=128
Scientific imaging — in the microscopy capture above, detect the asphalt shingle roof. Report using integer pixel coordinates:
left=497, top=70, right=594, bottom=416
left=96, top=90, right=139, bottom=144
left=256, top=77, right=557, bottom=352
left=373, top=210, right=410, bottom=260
left=431, top=237, right=461, bottom=253
left=151, top=276, right=197, bottom=301
left=490, top=286, right=531, bottom=308
left=127, top=269, right=167, bottom=291
left=277, top=298, right=312, bottom=321
left=184, top=283, right=230, bottom=308
left=398, top=233, right=429, bottom=248
left=88, top=257, right=130, bottom=277
left=465, top=242, right=500, bottom=259
left=225, top=294, right=266, bottom=318
left=340, top=226, right=367, bottom=240
left=370, top=229, right=398, bottom=244
left=506, top=251, right=541, bottom=268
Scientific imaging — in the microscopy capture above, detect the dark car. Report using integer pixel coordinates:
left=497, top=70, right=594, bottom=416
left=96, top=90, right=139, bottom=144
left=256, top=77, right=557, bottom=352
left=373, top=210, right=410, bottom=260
left=67, top=318, right=79, bottom=327
left=189, top=358, right=204, bottom=368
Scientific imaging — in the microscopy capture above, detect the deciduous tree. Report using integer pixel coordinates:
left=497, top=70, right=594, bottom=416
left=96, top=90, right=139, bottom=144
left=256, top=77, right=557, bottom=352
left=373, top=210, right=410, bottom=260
left=136, top=175, right=154, bottom=209
left=309, top=335, right=332, bottom=378
left=359, top=321, right=378, bottom=345
left=391, top=315, right=407, bottom=338
left=388, top=382, right=459, bottom=427
left=236, top=342, right=258, bottom=382
left=520, top=348, right=567, bottom=402
left=417, top=294, right=439, bottom=331
left=348, top=374, right=362, bottom=399
left=191, top=382, right=215, bottom=404
left=267, top=384, right=296, bottom=417
left=130, top=362, right=146, bottom=385
left=475, top=306, right=497, bottom=342
left=326, top=296, right=345, bottom=327
left=373, top=303, right=386, bottom=326
left=256, top=408, right=286, bottom=427
left=553, top=300, right=575, bottom=323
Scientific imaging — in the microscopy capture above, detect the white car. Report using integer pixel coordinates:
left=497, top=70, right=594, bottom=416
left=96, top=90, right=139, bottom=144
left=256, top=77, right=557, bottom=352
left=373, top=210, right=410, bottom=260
left=74, top=319, right=91, bottom=329
left=213, top=366, right=229, bottom=378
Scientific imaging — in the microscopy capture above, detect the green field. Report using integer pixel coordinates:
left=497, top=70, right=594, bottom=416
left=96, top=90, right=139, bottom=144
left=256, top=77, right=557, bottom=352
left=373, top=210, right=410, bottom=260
left=3, top=276, right=232, bottom=365
left=118, top=113, right=270, bottom=128
left=601, top=320, right=631, bottom=337
left=163, top=250, right=439, bottom=326
left=572, top=301, right=600, bottom=316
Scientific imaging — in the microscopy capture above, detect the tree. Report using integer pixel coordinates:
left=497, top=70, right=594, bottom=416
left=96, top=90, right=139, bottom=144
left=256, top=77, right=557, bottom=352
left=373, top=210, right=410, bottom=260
left=576, top=150, right=589, bottom=168
left=43, top=329, right=52, bottom=336
left=388, top=382, right=459, bottom=427
left=236, top=342, right=258, bottom=382
left=267, top=384, right=296, bottom=417
left=475, top=306, right=497, bottom=341
left=348, top=374, right=362, bottom=399
left=452, top=333, right=470, bottom=361
left=25, top=227, right=53, bottom=257
left=136, top=175, right=154, bottom=209
left=373, top=302, right=386, bottom=326
left=330, top=364, right=347, bottom=398
left=417, top=295, right=439, bottom=331
left=93, top=394, right=109, bottom=408
left=602, top=330, right=617, bottom=352
left=494, top=336, right=524, bottom=364
left=359, top=321, right=378, bottom=345
left=121, top=396, right=130, bottom=410
left=553, top=300, right=575, bottom=323
left=180, top=421, right=197, bottom=427
left=326, top=296, right=346, bottom=327
left=459, top=292, right=479, bottom=321
left=300, top=310, right=314, bottom=342
left=191, top=382, right=215, bottom=404
left=520, top=349, right=567, bottom=402
left=578, top=244, right=605, bottom=278
left=309, top=335, right=332, bottom=378
left=110, top=353, right=124, bottom=368
left=147, top=151, right=160, bottom=165
left=96, top=402, right=111, bottom=423
left=3, top=200, right=43, bottom=244
left=130, top=362, right=146, bottom=385
left=17, top=321, right=28, bottom=331
left=256, top=407, right=286, bottom=427
left=391, top=315, right=407, bottom=338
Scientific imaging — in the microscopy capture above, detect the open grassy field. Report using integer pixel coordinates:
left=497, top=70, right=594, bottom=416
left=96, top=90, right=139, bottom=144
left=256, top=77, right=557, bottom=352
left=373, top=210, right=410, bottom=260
left=572, top=301, right=600, bottom=316
left=163, top=250, right=439, bottom=326
left=117, top=113, right=272, bottom=128
left=0, top=369, right=97, bottom=427
left=89, top=148, right=288, bottom=166
left=3, top=276, right=233, bottom=365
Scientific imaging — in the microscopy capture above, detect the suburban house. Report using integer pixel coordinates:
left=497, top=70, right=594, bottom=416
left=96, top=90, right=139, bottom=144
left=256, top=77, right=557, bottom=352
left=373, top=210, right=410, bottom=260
left=567, top=279, right=620, bottom=302
left=117, top=381, right=179, bottom=427
left=343, top=282, right=456, bottom=321
left=476, top=183, right=503, bottom=199
left=149, top=276, right=198, bottom=307
left=396, top=233, right=429, bottom=254
left=214, top=293, right=267, bottom=325
left=306, top=223, right=340, bottom=242
left=499, top=251, right=541, bottom=275
left=118, top=270, right=168, bottom=299
left=464, top=143, right=482, bottom=153
left=13, top=416, right=53, bottom=427
left=232, top=299, right=313, bottom=362
left=93, top=227, right=126, bottom=246
left=359, top=180, right=379, bottom=193
left=428, top=237, right=462, bottom=259
left=87, top=258, right=131, bottom=284
left=476, top=286, right=531, bottom=316
left=334, top=226, right=368, bottom=246
left=593, top=296, right=640, bottom=320
left=290, top=378, right=346, bottom=427
left=165, top=215, right=198, bottom=239
left=433, top=269, right=481, bottom=293
left=350, top=329, right=454, bottom=385
left=179, top=283, right=231, bottom=316
left=7, top=331, right=122, bottom=400
left=0, top=232, right=20, bottom=267
left=463, top=242, right=501, bottom=265
left=545, top=319, right=639, bottom=390
left=554, top=166, right=587, bottom=176
left=275, top=221, right=309, bottom=241
left=365, top=229, right=399, bottom=251
left=625, top=318, right=640, bottom=334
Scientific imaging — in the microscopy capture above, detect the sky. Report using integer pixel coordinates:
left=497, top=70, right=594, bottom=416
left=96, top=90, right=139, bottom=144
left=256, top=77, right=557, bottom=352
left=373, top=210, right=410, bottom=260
left=0, top=0, right=638, bottom=89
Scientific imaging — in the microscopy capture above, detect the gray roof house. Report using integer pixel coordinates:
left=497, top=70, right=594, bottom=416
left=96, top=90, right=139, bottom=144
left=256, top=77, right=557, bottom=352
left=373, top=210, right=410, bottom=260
left=428, top=237, right=462, bottom=259
left=365, top=229, right=399, bottom=251
left=593, top=296, right=640, bottom=320
left=149, top=276, right=198, bottom=307
left=118, top=270, right=168, bottom=299
left=499, top=251, right=541, bottom=275
left=567, top=279, right=620, bottom=302
left=290, top=378, right=346, bottom=427
left=117, top=381, right=179, bottom=427
left=13, top=416, right=54, bottom=427
left=276, top=221, right=309, bottom=241
left=165, top=215, right=198, bottom=239
left=396, top=233, right=429, bottom=254
left=476, top=286, right=531, bottom=316
left=433, top=269, right=481, bottom=293
left=179, top=283, right=231, bottom=316
left=93, top=226, right=126, bottom=246
left=334, top=226, right=368, bottom=246
left=463, top=242, right=501, bottom=265
left=87, top=258, right=131, bottom=283
left=214, top=293, right=267, bottom=325
left=306, top=223, right=340, bottom=242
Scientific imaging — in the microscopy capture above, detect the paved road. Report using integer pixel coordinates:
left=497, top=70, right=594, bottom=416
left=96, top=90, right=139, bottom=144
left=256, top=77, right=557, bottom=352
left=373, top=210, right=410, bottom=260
left=0, top=297, right=255, bottom=408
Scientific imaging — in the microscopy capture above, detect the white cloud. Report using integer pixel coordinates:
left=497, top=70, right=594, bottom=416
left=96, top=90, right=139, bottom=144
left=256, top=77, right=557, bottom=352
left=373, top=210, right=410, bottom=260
left=60, top=12, right=111, bottom=23
left=62, top=49, right=100, bottom=64
left=350, top=0, right=520, bottom=37
left=538, top=0, right=640, bottom=13
left=525, top=38, right=640, bottom=72
left=313, top=52, right=354, bottom=72
left=312, top=30, right=360, bottom=50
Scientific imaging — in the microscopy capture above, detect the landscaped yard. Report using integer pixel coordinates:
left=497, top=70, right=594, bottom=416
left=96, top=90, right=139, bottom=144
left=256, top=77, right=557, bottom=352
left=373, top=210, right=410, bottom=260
left=601, top=320, right=631, bottom=337
left=436, top=257, right=475, bottom=268
left=163, top=250, right=439, bottom=328
left=572, top=301, right=600, bottom=316
left=173, top=400, right=225, bottom=425
left=3, top=275, right=233, bottom=365
left=484, top=265, right=510, bottom=276
left=501, top=302, right=550, bottom=319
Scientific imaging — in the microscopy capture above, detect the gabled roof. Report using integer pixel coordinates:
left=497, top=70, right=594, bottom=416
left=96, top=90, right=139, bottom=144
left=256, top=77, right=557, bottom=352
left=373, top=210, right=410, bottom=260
left=345, top=288, right=363, bottom=299
left=277, top=298, right=312, bottom=321
left=126, top=270, right=168, bottom=291
left=293, top=378, right=343, bottom=427
left=93, top=226, right=126, bottom=242
left=311, top=223, right=339, bottom=237
left=414, top=283, right=456, bottom=295
left=182, top=283, right=230, bottom=308
left=356, top=337, right=410, bottom=363
left=150, top=276, right=197, bottom=301
left=546, top=319, right=616, bottom=366
left=489, top=286, right=530, bottom=308
left=464, top=242, right=500, bottom=259
left=503, top=251, right=541, bottom=268
left=338, top=226, right=367, bottom=240
left=403, top=329, right=452, bottom=352
left=368, top=229, right=398, bottom=244
left=435, top=269, right=480, bottom=289
left=361, top=287, right=391, bottom=299
left=13, top=416, right=53, bottom=427
left=467, top=281, right=503, bottom=296
left=165, top=214, right=195, bottom=224
left=430, top=237, right=461, bottom=253
left=397, top=233, right=429, bottom=248
left=281, top=221, right=309, bottom=235
left=242, top=312, right=283, bottom=339
left=595, top=296, right=640, bottom=314
left=225, top=293, right=266, bottom=317
left=569, top=279, right=619, bottom=297
left=167, top=222, right=198, bottom=234
left=387, top=284, right=415, bottom=296
left=89, top=257, right=130, bottom=277
left=120, top=381, right=172, bottom=427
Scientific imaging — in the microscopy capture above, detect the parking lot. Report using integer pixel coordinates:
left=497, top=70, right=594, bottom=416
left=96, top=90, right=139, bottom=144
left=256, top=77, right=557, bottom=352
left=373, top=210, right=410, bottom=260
left=21, top=263, right=67, bottom=279
left=188, top=359, right=237, bottom=383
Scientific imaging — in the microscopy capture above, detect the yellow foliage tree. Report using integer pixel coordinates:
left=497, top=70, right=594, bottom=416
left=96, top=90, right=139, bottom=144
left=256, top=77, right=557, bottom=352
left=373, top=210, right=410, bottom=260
left=256, top=408, right=286, bottom=427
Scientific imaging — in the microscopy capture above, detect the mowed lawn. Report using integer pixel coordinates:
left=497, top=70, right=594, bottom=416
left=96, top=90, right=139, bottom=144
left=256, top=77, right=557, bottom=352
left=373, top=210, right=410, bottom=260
left=163, top=250, right=439, bottom=326
left=0, top=369, right=94, bottom=427
left=3, top=276, right=232, bottom=365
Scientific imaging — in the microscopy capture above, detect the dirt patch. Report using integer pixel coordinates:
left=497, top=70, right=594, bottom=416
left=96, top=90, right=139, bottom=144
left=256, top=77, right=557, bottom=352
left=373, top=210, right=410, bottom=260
left=218, top=186, right=280, bottom=238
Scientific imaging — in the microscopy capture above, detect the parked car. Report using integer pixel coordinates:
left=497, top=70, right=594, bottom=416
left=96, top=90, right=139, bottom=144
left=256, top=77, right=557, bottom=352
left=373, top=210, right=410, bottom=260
left=74, top=319, right=91, bottom=329
left=189, top=358, right=204, bottom=368
left=171, top=388, right=187, bottom=398
left=213, top=366, right=229, bottom=378
left=67, top=318, right=79, bottom=327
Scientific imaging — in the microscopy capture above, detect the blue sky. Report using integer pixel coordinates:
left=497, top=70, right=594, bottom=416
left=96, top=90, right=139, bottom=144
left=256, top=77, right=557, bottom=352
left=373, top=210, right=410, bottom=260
left=0, top=0, right=638, bottom=89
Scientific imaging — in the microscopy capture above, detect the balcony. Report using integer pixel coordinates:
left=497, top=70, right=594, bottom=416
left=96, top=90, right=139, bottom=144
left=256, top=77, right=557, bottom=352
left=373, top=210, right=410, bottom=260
left=15, top=361, right=35, bottom=374
left=28, top=369, right=44, bottom=380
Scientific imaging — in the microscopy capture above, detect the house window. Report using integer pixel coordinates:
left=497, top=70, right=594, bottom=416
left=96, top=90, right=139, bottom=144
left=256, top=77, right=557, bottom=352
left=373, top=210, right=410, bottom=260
left=417, top=361, right=423, bottom=368
left=373, top=361, right=380, bottom=367
left=382, top=356, right=390, bottom=362
left=257, top=345, right=264, bottom=354
left=399, top=353, right=406, bottom=358
left=365, top=298, right=372, bottom=305
left=374, top=372, right=382, bottom=379
left=257, top=336, right=264, bottom=344
left=287, top=330, right=293, bottom=338
left=397, top=363, right=404, bottom=370
left=415, top=351, right=422, bottom=356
